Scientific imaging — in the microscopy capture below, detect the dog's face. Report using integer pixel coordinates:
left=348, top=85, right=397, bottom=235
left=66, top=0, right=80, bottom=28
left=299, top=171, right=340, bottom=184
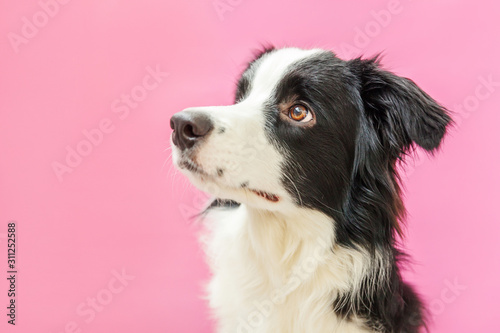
left=171, top=47, right=450, bottom=216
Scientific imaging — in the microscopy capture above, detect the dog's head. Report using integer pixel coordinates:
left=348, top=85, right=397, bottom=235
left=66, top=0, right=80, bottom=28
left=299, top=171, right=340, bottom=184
left=171, top=47, right=451, bottom=227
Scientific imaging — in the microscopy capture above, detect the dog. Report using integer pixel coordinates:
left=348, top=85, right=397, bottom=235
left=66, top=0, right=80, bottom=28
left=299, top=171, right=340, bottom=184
left=170, top=47, right=451, bottom=333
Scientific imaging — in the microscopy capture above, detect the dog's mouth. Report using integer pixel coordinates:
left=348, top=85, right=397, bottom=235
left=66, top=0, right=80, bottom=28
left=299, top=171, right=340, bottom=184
left=178, top=158, right=280, bottom=203
left=248, top=189, right=280, bottom=202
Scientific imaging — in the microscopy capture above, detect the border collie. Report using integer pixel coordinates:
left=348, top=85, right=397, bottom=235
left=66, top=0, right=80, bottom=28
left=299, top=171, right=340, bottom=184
left=170, top=47, right=451, bottom=333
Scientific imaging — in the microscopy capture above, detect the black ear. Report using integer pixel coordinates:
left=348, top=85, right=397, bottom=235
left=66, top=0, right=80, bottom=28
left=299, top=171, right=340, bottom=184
left=349, top=57, right=452, bottom=153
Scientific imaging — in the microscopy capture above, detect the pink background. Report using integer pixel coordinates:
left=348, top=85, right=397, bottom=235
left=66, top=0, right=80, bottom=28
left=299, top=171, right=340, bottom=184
left=1, top=0, right=499, bottom=332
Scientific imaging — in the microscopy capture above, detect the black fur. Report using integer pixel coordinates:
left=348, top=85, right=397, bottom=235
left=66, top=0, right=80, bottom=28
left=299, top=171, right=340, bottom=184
left=205, top=198, right=240, bottom=211
left=209, top=48, right=451, bottom=332
left=234, top=47, right=276, bottom=103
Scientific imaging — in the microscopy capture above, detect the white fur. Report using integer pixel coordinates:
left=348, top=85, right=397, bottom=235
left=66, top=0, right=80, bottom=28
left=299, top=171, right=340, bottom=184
left=202, top=205, right=373, bottom=333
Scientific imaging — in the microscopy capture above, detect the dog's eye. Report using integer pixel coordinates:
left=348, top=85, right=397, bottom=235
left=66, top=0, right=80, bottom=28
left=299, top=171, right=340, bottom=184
left=288, top=104, right=312, bottom=122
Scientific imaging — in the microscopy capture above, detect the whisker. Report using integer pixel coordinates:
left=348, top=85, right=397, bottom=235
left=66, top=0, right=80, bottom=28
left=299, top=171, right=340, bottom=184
left=283, top=173, right=303, bottom=206
left=312, top=196, right=343, bottom=215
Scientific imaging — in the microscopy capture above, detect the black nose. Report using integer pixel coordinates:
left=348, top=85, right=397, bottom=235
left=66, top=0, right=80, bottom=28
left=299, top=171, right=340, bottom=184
left=170, top=112, right=214, bottom=150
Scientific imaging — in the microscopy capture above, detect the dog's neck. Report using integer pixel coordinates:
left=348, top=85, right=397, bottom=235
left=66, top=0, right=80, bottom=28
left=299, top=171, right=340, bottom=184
left=204, top=202, right=377, bottom=332
left=208, top=204, right=362, bottom=286
left=243, top=204, right=335, bottom=248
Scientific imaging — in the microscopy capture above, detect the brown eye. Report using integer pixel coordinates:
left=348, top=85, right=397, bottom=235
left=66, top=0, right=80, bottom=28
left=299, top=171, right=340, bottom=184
left=288, top=104, right=310, bottom=122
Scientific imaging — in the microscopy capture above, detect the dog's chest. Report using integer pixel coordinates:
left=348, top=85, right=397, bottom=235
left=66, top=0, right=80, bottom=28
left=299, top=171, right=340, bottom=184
left=202, top=206, right=372, bottom=333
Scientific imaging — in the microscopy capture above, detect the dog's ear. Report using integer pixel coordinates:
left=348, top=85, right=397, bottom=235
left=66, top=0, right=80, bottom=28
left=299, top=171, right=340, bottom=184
left=349, top=57, right=451, bottom=154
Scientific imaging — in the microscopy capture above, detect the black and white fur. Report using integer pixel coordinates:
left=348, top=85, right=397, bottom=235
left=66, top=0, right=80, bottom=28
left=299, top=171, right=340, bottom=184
left=170, top=47, right=451, bottom=333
